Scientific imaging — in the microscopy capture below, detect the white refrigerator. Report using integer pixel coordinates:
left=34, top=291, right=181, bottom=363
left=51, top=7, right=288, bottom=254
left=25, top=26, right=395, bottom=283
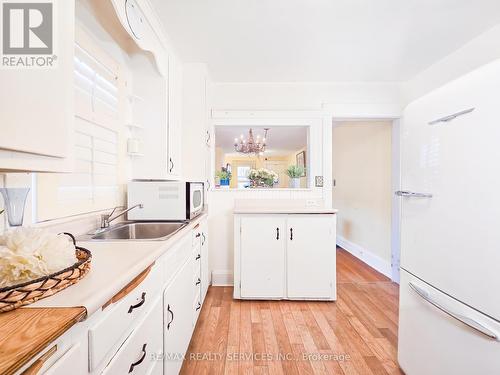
left=398, top=59, right=500, bottom=374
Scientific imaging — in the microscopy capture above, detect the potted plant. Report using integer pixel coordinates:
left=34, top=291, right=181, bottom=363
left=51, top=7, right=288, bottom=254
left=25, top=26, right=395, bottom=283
left=215, top=169, right=232, bottom=189
left=248, top=168, right=279, bottom=188
left=286, top=165, right=304, bottom=188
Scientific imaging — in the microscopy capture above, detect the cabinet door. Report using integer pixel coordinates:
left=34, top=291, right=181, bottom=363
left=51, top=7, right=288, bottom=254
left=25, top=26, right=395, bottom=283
left=0, top=0, right=74, bottom=171
left=167, top=54, right=182, bottom=177
left=164, top=260, right=193, bottom=374
left=287, top=215, right=336, bottom=299
left=240, top=216, right=285, bottom=298
left=200, top=219, right=210, bottom=301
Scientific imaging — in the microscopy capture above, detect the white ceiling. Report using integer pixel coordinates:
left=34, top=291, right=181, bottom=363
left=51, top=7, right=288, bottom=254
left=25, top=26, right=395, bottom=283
left=215, top=126, right=307, bottom=155
left=151, top=0, right=500, bottom=82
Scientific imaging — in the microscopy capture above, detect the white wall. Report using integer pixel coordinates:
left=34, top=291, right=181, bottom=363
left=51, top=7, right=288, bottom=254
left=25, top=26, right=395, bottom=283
left=402, top=24, right=500, bottom=104
left=332, top=122, right=393, bottom=276
left=212, top=82, right=403, bottom=114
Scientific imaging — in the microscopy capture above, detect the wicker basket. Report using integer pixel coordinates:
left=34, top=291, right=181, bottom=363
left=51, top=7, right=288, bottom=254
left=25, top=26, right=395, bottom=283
left=0, top=232, right=92, bottom=313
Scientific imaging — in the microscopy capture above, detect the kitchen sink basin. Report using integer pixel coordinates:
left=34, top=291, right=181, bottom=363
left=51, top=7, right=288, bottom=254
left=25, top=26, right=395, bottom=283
left=91, top=222, right=187, bottom=241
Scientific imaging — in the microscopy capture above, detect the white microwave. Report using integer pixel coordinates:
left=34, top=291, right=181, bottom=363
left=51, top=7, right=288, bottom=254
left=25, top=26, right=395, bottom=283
left=127, top=181, right=204, bottom=221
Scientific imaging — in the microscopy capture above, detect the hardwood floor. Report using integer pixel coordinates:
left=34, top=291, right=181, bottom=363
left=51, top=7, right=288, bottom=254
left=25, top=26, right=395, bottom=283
left=180, top=248, right=402, bottom=375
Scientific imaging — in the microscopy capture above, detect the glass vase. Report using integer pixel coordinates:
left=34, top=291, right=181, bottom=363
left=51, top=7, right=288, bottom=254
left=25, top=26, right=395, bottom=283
left=0, top=188, right=30, bottom=227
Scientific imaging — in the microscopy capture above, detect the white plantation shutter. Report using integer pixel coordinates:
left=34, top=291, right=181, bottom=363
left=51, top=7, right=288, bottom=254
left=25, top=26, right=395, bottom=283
left=36, top=35, right=122, bottom=221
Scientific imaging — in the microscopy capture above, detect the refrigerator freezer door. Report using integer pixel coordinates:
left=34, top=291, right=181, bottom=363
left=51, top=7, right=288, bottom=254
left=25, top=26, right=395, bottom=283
left=399, top=270, right=500, bottom=375
left=400, top=59, right=500, bottom=321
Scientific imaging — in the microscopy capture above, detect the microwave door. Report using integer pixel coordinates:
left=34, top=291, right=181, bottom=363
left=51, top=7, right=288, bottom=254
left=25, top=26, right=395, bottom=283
left=190, top=185, right=204, bottom=216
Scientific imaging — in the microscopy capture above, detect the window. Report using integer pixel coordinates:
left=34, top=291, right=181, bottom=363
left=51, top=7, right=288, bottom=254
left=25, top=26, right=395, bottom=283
left=36, top=28, right=123, bottom=221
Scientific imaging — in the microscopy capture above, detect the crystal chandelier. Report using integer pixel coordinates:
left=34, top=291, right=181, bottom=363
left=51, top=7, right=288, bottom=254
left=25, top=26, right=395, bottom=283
left=234, top=128, right=269, bottom=155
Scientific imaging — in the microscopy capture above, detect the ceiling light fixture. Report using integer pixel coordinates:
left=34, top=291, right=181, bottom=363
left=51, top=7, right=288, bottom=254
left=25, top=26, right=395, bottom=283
left=234, top=128, right=269, bottom=154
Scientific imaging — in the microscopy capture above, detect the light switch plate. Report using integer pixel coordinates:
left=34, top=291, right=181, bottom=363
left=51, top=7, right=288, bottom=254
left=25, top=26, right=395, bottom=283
left=315, top=176, right=324, bottom=187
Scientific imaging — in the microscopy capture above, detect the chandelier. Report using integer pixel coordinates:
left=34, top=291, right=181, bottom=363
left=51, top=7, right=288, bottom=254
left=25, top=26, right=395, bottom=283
left=234, top=128, right=269, bottom=155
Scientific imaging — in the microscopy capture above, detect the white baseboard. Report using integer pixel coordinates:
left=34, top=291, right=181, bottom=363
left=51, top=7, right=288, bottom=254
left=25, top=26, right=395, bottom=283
left=211, top=270, right=234, bottom=286
left=336, top=236, right=392, bottom=278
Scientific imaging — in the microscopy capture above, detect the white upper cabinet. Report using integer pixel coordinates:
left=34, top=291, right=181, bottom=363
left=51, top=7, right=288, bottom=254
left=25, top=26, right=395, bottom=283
left=0, top=0, right=75, bottom=172
left=167, top=54, right=183, bottom=177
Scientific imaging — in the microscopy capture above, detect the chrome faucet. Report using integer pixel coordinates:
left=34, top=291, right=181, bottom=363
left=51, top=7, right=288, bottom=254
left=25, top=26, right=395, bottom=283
left=100, top=204, right=144, bottom=229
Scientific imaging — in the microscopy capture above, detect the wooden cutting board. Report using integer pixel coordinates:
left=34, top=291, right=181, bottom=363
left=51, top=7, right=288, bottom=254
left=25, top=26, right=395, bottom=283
left=0, top=307, right=86, bottom=375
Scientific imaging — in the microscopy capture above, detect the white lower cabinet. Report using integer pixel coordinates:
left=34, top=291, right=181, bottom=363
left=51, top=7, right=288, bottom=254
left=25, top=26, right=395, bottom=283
left=287, top=215, right=336, bottom=298
left=163, top=259, right=195, bottom=375
left=240, top=216, right=286, bottom=298
left=235, top=214, right=336, bottom=300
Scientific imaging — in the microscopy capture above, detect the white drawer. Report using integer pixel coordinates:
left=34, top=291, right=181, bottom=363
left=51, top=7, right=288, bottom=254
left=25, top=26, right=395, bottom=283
left=163, top=235, right=193, bottom=286
left=43, top=342, right=84, bottom=375
left=102, top=297, right=163, bottom=375
left=88, top=264, right=161, bottom=371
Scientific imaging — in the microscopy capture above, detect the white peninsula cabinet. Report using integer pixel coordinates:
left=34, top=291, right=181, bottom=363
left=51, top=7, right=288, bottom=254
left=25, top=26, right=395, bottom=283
left=234, top=209, right=337, bottom=301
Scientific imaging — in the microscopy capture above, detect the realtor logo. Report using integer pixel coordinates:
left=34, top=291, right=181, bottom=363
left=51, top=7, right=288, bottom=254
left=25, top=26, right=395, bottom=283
left=1, top=1, right=56, bottom=68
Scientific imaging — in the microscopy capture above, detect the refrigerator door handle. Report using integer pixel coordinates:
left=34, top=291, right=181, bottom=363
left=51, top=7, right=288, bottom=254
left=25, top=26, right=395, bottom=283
left=409, top=282, right=499, bottom=341
left=395, top=190, right=433, bottom=198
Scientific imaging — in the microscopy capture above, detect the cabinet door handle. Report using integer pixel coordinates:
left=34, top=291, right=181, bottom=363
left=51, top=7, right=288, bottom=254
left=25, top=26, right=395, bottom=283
left=276, top=227, right=279, bottom=240
left=196, top=302, right=202, bottom=311
left=128, top=292, right=146, bottom=313
left=167, top=304, right=174, bottom=330
left=202, top=232, right=206, bottom=245
left=195, top=254, right=201, bottom=260
left=128, top=343, right=147, bottom=373
left=206, top=130, right=211, bottom=146
left=196, top=278, right=201, bottom=286
left=290, top=228, right=293, bottom=241
left=196, top=232, right=201, bottom=238
left=206, top=179, right=211, bottom=190
left=169, top=157, right=174, bottom=173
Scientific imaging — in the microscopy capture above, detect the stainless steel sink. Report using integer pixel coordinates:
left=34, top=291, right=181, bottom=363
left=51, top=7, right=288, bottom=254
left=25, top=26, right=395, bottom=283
left=91, top=222, right=187, bottom=241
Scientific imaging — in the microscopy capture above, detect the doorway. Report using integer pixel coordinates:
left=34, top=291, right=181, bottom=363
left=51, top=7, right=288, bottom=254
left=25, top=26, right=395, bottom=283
left=332, top=119, right=400, bottom=283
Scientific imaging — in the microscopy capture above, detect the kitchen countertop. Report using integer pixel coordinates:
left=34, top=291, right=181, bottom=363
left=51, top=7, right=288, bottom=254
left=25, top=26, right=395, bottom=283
left=234, top=207, right=338, bottom=214
left=31, top=213, right=206, bottom=315
left=0, top=213, right=207, bottom=374
left=233, top=199, right=338, bottom=214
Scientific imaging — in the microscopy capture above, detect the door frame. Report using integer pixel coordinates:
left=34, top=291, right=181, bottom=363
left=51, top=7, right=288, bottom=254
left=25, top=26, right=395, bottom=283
left=332, top=117, right=401, bottom=284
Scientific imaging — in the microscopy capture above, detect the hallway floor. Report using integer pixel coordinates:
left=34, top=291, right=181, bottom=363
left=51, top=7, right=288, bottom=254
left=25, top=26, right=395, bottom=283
left=180, top=248, right=402, bottom=374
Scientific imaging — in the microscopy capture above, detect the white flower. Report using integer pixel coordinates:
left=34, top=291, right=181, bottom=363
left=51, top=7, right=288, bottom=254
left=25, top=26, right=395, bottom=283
left=0, top=228, right=77, bottom=288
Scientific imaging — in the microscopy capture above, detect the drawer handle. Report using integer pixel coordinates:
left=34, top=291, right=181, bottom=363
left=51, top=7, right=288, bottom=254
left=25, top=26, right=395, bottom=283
left=128, top=343, right=147, bottom=373
left=128, top=292, right=146, bottom=313
left=195, top=254, right=201, bottom=260
left=167, top=304, right=174, bottom=330
left=202, top=232, right=206, bottom=245
left=196, top=302, right=201, bottom=311
left=196, top=278, right=201, bottom=286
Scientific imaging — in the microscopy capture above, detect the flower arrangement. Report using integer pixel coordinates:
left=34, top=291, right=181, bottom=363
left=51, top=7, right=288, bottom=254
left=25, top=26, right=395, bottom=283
left=0, top=228, right=77, bottom=288
left=248, top=168, right=279, bottom=188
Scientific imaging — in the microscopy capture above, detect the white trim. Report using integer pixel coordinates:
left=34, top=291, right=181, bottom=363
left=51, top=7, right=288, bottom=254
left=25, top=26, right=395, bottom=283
left=336, top=235, right=392, bottom=278
left=391, top=119, right=401, bottom=284
left=211, top=270, right=234, bottom=286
